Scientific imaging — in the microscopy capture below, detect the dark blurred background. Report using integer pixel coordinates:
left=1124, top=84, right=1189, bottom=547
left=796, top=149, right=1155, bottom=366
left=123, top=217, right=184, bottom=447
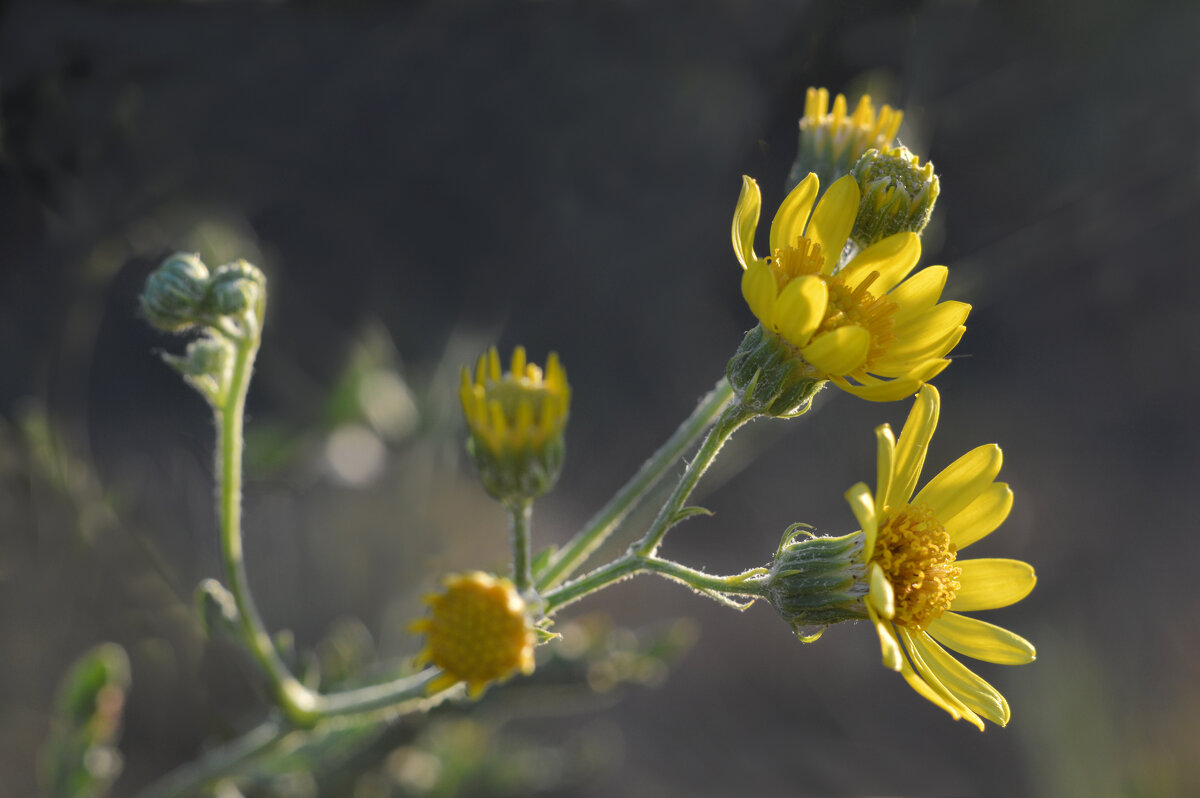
left=3, top=0, right=1199, bottom=796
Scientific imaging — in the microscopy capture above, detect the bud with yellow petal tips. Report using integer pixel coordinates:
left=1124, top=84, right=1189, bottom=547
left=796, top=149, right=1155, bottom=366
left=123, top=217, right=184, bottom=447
left=411, top=572, right=536, bottom=697
left=788, top=87, right=903, bottom=191
left=850, top=146, right=940, bottom=249
left=459, top=347, right=570, bottom=503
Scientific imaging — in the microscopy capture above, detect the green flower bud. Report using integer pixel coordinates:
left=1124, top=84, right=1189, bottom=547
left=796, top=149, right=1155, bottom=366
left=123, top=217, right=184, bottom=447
left=787, top=87, right=903, bottom=191
left=850, top=145, right=940, bottom=248
left=726, top=324, right=825, bottom=418
left=206, top=259, right=266, bottom=316
left=764, top=527, right=869, bottom=641
left=140, top=253, right=210, bottom=332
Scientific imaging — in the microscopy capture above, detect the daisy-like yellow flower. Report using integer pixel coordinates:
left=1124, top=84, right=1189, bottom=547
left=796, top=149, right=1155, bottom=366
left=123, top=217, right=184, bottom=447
left=733, top=172, right=968, bottom=402
left=790, top=87, right=904, bottom=188
left=411, top=572, right=536, bottom=697
left=459, top=346, right=570, bottom=501
left=844, top=385, right=1036, bottom=728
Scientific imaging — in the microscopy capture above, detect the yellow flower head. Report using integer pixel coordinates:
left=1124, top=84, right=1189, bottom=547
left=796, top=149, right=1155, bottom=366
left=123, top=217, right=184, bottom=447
left=411, top=571, right=536, bottom=698
left=844, top=385, right=1036, bottom=728
left=794, top=87, right=904, bottom=185
left=732, top=173, right=969, bottom=402
left=459, top=346, right=570, bottom=500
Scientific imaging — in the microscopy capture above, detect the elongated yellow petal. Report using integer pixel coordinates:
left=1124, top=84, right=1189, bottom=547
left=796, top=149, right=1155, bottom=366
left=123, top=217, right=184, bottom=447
left=945, top=483, right=1014, bottom=550
left=775, top=274, right=827, bottom=347
left=844, top=481, right=877, bottom=557
left=769, top=173, right=819, bottom=254
left=899, top=629, right=984, bottom=729
left=927, top=612, right=1036, bottom=666
left=950, top=559, right=1036, bottom=611
left=889, top=265, right=948, bottom=325
left=741, top=261, right=778, bottom=327
left=869, top=562, right=895, bottom=619
left=869, top=606, right=903, bottom=670
left=803, top=325, right=870, bottom=375
left=840, top=232, right=921, bottom=294
left=834, top=376, right=922, bottom=402
left=875, top=422, right=896, bottom=514
left=806, top=175, right=859, bottom=273
left=732, top=176, right=762, bottom=269
left=893, top=300, right=971, bottom=342
left=888, top=384, right=939, bottom=508
left=915, top=443, right=1003, bottom=521
left=906, top=630, right=1009, bottom=727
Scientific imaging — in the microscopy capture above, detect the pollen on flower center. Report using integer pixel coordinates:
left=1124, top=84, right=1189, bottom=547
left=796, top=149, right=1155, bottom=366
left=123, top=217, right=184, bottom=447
left=872, top=503, right=960, bottom=629
left=820, top=271, right=898, bottom=368
left=766, top=237, right=825, bottom=289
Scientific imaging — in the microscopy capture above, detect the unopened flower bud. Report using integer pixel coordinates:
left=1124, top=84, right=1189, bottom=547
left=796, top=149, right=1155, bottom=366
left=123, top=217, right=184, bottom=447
left=788, top=87, right=903, bottom=190
left=207, top=260, right=266, bottom=316
left=140, top=253, right=210, bottom=332
left=850, top=146, right=940, bottom=248
left=459, top=347, right=570, bottom=503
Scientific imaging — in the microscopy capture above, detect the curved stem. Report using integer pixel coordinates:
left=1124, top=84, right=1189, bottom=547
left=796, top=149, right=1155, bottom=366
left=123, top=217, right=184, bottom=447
left=133, top=718, right=290, bottom=798
left=218, top=332, right=319, bottom=726
left=537, top=378, right=735, bottom=589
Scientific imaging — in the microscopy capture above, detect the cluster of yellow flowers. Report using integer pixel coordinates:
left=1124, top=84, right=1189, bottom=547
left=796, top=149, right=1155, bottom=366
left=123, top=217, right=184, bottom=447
left=412, top=87, right=1034, bottom=729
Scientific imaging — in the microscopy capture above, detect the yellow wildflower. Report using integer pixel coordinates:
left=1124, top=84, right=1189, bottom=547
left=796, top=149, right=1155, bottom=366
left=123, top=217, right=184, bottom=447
left=732, top=172, right=968, bottom=402
left=844, top=385, right=1036, bottom=728
left=411, top=572, right=536, bottom=697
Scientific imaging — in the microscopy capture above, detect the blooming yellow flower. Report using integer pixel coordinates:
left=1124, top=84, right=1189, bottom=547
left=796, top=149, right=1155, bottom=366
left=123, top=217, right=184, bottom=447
left=411, top=571, right=536, bottom=697
left=844, top=385, right=1036, bottom=728
left=459, top=346, right=570, bottom=500
left=733, top=173, right=969, bottom=401
left=800, top=87, right=903, bottom=175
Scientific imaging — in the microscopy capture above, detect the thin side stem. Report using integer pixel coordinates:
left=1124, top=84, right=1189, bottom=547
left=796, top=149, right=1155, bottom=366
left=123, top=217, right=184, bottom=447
left=508, top=499, right=534, bottom=594
left=641, top=557, right=767, bottom=597
left=632, top=401, right=756, bottom=558
left=537, top=378, right=735, bottom=589
left=134, top=718, right=290, bottom=798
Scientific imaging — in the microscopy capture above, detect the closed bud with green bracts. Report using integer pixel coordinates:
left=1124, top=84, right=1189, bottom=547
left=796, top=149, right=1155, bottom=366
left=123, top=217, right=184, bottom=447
left=726, top=324, right=826, bottom=418
left=787, top=87, right=903, bottom=191
left=207, top=259, right=266, bottom=316
left=140, top=252, right=210, bottom=332
left=459, top=347, right=570, bottom=503
left=850, top=146, right=940, bottom=248
left=764, top=527, right=870, bottom=641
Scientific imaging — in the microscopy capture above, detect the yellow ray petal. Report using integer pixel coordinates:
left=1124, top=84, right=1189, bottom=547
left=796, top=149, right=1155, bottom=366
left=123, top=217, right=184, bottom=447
left=945, top=483, right=1014, bottom=550
left=874, top=422, right=896, bottom=515
left=893, top=300, right=971, bottom=341
left=835, top=376, right=922, bottom=402
left=869, top=562, right=895, bottom=619
left=950, top=559, right=1037, bottom=612
left=915, top=443, right=1003, bottom=521
left=868, top=605, right=903, bottom=671
left=840, top=232, right=921, bottom=294
left=802, top=325, right=870, bottom=375
left=769, top=173, right=819, bottom=255
left=844, top=481, right=878, bottom=557
left=806, top=175, right=860, bottom=273
left=775, top=274, right=827, bottom=347
left=899, top=629, right=984, bottom=729
left=889, top=265, right=948, bottom=325
left=741, top=261, right=778, bottom=327
left=888, top=384, right=939, bottom=508
left=876, top=324, right=965, bottom=368
left=927, top=612, right=1036, bottom=666
left=907, top=631, right=1010, bottom=727
left=732, top=176, right=762, bottom=269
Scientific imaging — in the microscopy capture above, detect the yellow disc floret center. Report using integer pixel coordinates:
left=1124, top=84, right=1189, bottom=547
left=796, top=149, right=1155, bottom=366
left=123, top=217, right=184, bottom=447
left=872, top=503, right=960, bottom=629
left=414, top=572, right=536, bottom=696
left=767, top=237, right=826, bottom=288
left=818, top=271, right=898, bottom=370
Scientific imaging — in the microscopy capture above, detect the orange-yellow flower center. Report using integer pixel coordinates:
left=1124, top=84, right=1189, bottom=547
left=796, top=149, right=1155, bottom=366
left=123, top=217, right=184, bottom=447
left=872, top=503, right=960, bottom=629
left=413, top=573, right=535, bottom=694
left=767, top=239, right=899, bottom=370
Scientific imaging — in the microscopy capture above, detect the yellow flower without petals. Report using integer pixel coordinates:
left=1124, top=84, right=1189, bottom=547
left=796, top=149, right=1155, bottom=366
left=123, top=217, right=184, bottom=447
left=844, top=385, right=1036, bottom=729
left=411, top=571, right=536, bottom=697
left=732, top=173, right=968, bottom=402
